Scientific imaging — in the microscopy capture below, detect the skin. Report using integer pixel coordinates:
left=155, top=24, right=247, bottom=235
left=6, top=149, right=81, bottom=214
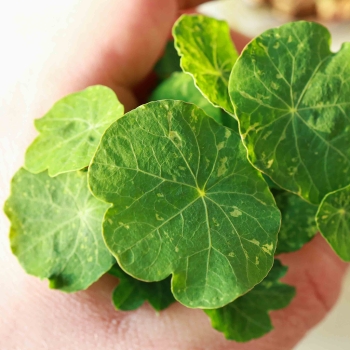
left=0, top=1, right=348, bottom=349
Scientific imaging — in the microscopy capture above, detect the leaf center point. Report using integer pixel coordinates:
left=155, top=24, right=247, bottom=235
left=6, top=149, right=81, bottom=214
left=197, top=188, right=206, bottom=197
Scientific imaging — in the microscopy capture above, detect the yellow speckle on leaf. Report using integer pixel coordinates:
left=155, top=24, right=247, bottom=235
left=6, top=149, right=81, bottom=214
left=217, top=157, right=228, bottom=177
left=156, top=214, right=164, bottom=221
left=249, top=239, right=260, bottom=246
left=217, top=141, right=225, bottom=151
left=262, top=242, right=274, bottom=255
left=266, top=159, right=274, bottom=169
left=230, top=207, right=242, bottom=217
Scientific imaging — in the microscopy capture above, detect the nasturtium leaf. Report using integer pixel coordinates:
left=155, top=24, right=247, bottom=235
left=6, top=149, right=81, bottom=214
left=173, top=15, right=238, bottom=115
left=109, top=264, right=175, bottom=311
left=229, top=21, right=350, bottom=205
left=316, top=185, right=350, bottom=261
left=204, top=260, right=295, bottom=342
left=274, top=191, right=318, bottom=254
left=89, top=100, right=280, bottom=309
left=149, top=72, right=238, bottom=132
left=154, top=40, right=181, bottom=81
left=25, top=85, right=124, bottom=177
left=4, top=168, right=114, bottom=292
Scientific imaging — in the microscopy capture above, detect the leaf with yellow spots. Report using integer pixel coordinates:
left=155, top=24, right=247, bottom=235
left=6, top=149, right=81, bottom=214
left=25, top=85, right=124, bottom=177
left=204, top=260, right=295, bottom=342
left=4, top=168, right=114, bottom=292
left=230, top=21, right=350, bottom=204
left=88, top=100, right=280, bottom=309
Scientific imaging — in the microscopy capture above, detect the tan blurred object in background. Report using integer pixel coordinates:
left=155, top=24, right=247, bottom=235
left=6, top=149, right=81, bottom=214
left=248, top=0, right=350, bottom=20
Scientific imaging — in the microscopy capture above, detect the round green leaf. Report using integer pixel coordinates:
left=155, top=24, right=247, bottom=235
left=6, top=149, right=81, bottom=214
left=173, top=14, right=238, bottom=115
left=205, top=260, right=295, bottom=342
left=316, top=185, right=350, bottom=261
left=89, top=100, right=280, bottom=309
left=25, top=85, right=124, bottom=177
left=4, top=169, right=114, bottom=291
left=229, top=21, right=350, bottom=204
left=275, top=191, right=318, bottom=254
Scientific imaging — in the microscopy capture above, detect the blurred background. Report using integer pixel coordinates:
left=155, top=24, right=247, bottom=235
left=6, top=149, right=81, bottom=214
left=0, top=0, right=349, bottom=349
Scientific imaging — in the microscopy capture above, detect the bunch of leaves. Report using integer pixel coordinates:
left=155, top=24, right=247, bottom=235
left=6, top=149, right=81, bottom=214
left=4, top=14, right=350, bottom=343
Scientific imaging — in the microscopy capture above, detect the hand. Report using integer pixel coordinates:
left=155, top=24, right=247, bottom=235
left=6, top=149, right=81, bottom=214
left=0, top=1, right=347, bottom=349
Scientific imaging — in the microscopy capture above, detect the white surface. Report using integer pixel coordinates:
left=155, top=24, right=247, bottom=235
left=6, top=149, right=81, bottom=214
left=200, top=1, right=350, bottom=349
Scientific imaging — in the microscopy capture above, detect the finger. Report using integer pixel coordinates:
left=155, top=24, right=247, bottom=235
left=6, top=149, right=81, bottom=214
left=18, top=0, right=210, bottom=114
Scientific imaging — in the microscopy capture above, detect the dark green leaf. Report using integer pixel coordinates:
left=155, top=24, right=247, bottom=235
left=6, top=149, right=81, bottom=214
left=275, top=191, right=318, bottom=254
left=4, top=169, right=114, bottom=291
left=204, top=260, right=295, bottom=342
left=154, top=40, right=181, bottom=81
left=89, top=100, right=280, bottom=309
left=25, top=85, right=124, bottom=177
left=173, top=15, right=238, bottom=114
left=109, top=264, right=175, bottom=311
left=316, top=185, right=350, bottom=261
left=229, top=21, right=350, bottom=204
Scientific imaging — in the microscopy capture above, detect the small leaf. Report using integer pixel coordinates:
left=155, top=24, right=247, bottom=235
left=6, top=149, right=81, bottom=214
left=25, top=85, right=124, bottom=177
left=230, top=21, right=350, bottom=204
left=275, top=191, right=318, bottom=254
left=149, top=72, right=238, bottom=132
left=316, top=185, right=350, bottom=261
left=109, top=264, right=175, bottom=311
left=154, top=40, right=182, bottom=80
left=4, top=169, right=114, bottom=292
left=173, top=15, right=238, bottom=114
left=89, top=100, right=280, bottom=309
left=204, top=260, right=295, bottom=342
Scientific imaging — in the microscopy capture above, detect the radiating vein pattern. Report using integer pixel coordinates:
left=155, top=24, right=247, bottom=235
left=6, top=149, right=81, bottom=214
left=89, top=100, right=280, bottom=308
left=316, top=185, right=350, bottom=261
left=25, top=85, right=124, bottom=177
left=173, top=15, right=238, bottom=115
left=230, top=21, right=350, bottom=204
left=4, top=169, right=114, bottom=291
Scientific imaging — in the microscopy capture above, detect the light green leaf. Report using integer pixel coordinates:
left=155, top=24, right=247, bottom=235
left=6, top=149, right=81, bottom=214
left=173, top=15, right=238, bottom=115
left=89, top=100, right=280, bottom=309
left=205, top=260, right=295, bottom=342
left=25, top=85, right=124, bottom=177
left=149, top=72, right=238, bottom=132
left=316, top=185, right=350, bottom=261
left=275, top=191, right=318, bottom=254
left=4, top=168, right=114, bottom=292
left=109, top=264, right=175, bottom=311
left=154, top=40, right=181, bottom=81
left=229, top=21, right=350, bottom=204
